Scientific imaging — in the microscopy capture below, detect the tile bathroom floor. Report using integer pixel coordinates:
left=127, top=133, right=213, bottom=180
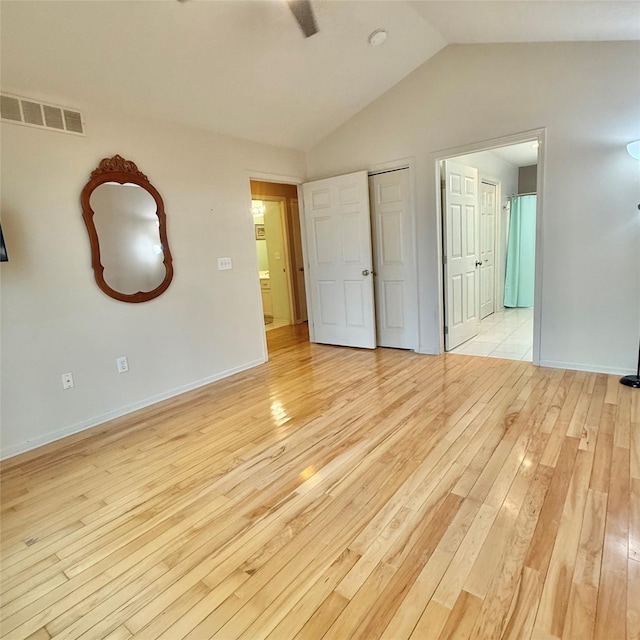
left=448, top=307, right=533, bottom=361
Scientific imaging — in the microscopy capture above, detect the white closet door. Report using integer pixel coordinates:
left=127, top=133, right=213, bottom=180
left=302, top=171, right=376, bottom=349
left=369, top=169, right=417, bottom=350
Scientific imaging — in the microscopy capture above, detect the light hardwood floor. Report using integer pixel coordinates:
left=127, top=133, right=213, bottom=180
left=1, top=324, right=638, bottom=640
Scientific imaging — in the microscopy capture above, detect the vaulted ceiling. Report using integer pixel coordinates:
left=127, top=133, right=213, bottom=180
left=2, top=1, right=639, bottom=151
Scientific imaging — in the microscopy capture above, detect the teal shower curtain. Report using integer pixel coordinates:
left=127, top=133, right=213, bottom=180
left=504, top=194, right=536, bottom=308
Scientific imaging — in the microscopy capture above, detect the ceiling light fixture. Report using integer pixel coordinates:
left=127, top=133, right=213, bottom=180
left=627, top=141, right=640, bottom=211
left=252, top=201, right=266, bottom=217
left=0, top=225, right=8, bottom=262
left=368, top=29, right=387, bottom=47
left=627, top=140, right=640, bottom=160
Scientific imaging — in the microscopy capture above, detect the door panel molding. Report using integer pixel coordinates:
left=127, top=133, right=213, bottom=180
left=479, top=180, right=497, bottom=319
left=443, top=160, right=480, bottom=351
left=302, top=171, right=376, bottom=349
left=369, top=168, right=418, bottom=350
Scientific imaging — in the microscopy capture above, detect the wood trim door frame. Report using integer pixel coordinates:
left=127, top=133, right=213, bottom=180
left=432, top=129, right=545, bottom=365
left=367, top=156, right=420, bottom=352
left=251, top=194, right=296, bottom=326
left=250, top=180, right=308, bottom=325
left=246, top=171, right=305, bottom=361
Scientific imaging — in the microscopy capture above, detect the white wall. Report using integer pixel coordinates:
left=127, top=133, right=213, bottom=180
left=0, top=107, right=306, bottom=458
left=306, top=42, right=640, bottom=374
left=452, top=149, right=520, bottom=312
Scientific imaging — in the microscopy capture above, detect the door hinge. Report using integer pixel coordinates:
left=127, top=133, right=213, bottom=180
left=444, top=326, right=448, bottom=335
left=442, top=255, right=447, bottom=265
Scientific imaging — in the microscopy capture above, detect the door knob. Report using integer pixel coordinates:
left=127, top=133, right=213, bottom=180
left=475, top=260, right=483, bottom=267
left=362, top=269, right=370, bottom=276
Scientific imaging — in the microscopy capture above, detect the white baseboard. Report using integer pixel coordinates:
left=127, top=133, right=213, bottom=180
left=1, top=358, right=265, bottom=461
left=538, top=359, right=634, bottom=376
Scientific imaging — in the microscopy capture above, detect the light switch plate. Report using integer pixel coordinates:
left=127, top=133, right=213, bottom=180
left=217, top=257, right=233, bottom=270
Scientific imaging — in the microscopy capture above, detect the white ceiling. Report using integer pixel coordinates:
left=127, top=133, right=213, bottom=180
left=2, top=1, right=639, bottom=151
left=411, top=1, right=640, bottom=43
left=455, top=141, right=538, bottom=169
left=492, top=141, right=539, bottom=167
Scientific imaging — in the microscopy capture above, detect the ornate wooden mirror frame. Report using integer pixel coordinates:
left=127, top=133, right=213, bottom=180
left=81, top=155, right=174, bottom=303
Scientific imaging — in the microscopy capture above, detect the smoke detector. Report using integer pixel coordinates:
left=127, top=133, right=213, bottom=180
left=368, top=29, right=387, bottom=47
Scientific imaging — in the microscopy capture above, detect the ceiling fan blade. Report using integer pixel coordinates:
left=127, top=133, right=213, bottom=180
left=288, top=0, right=318, bottom=38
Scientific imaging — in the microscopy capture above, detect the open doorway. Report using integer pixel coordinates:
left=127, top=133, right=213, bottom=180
left=250, top=180, right=307, bottom=334
left=438, top=137, right=541, bottom=362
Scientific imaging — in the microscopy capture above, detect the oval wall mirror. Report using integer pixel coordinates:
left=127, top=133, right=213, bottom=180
left=81, top=155, right=174, bottom=303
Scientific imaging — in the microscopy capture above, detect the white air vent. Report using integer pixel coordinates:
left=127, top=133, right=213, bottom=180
left=22, top=100, right=44, bottom=126
left=0, top=93, right=85, bottom=136
left=43, top=104, right=65, bottom=130
left=64, top=109, right=83, bottom=134
left=1, top=95, right=21, bottom=122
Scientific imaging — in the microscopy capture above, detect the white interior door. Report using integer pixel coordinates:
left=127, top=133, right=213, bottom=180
left=302, top=171, right=376, bottom=349
left=480, top=181, right=496, bottom=319
left=443, top=160, right=480, bottom=350
left=369, top=169, right=417, bottom=349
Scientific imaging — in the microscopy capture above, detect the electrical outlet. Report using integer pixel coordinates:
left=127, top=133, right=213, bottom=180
left=61, top=373, right=74, bottom=389
left=217, top=257, right=232, bottom=270
left=117, top=356, right=129, bottom=374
